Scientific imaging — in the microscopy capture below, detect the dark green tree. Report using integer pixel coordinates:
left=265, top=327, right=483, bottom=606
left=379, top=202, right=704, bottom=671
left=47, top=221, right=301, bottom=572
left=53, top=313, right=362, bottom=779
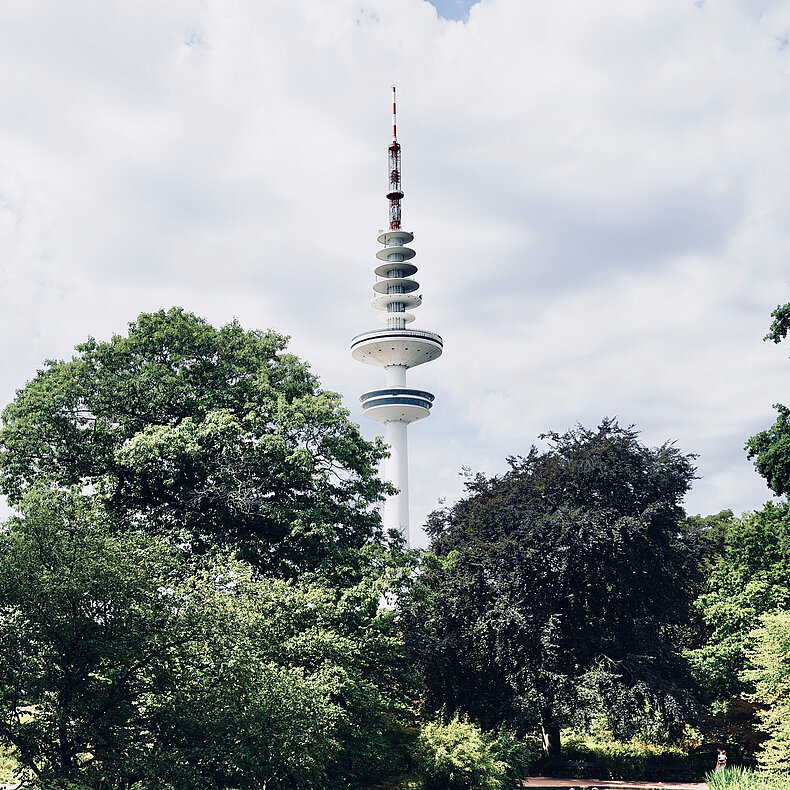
left=0, top=488, right=417, bottom=790
left=0, top=308, right=388, bottom=579
left=402, top=421, right=702, bottom=758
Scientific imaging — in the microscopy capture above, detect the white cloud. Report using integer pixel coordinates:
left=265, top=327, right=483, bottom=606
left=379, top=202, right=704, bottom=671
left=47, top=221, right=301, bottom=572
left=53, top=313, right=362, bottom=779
left=0, top=0, right=789, bottom=546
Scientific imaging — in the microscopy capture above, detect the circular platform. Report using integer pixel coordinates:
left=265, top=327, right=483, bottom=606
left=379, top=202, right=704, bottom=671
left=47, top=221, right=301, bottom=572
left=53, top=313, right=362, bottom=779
left=377, top=311, right=415, bottom=324
left=370, top=293, right=422, bottom=311
left=350, top=329, right=443, bottom=369
left=377, top=230, right=414, bottom=245
left=374, top=261, right=418, bottom=278
left=375, top=245, right=416, bottom=262
left=360, top=387, right=435, bottom=424
left=372, top=277, right=419, bottom=295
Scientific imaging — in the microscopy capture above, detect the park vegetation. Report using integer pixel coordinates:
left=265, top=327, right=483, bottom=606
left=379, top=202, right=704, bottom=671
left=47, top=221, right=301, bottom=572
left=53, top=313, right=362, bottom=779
left=0, top=304, right=789, bottom=789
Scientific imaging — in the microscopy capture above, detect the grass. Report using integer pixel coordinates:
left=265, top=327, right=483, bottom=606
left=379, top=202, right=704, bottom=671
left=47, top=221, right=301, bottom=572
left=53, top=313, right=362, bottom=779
left=706, top=766, right=790, bottom=790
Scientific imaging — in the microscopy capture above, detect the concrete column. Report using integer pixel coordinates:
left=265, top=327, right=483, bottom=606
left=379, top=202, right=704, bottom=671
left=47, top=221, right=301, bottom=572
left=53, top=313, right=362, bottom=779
left=386, top=366, right=407, bottom=387
left=384, top=418, right=410, bottom=545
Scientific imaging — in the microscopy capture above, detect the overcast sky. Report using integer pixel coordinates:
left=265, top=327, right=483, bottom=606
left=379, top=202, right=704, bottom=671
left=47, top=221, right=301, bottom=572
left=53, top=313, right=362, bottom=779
left=2, top=0, right=789, bottom=546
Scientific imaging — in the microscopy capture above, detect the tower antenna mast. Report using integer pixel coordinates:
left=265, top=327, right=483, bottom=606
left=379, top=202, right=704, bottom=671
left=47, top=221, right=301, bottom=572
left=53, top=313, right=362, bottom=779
left=387, top=86, right=403, bottom=231
left=350, top=88, right=444, bottom=544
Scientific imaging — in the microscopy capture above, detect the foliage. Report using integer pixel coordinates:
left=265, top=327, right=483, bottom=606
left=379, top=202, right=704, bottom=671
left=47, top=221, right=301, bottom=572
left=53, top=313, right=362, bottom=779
left=560, top=730, right=692, bottom=780
left=688, top=503, right=790, bottom=703
left=765, top=303, right=790, bottom=348
left=746, top=405, right=790, bottom=497
left=489, top=728, right=542, bottom=788
left=707, top=766, right=790, bottom=790
left=743, top=610, right=790, bottom=773
left=0, top=741, right=18, bottom=783
left=682, top=510, right=736, bottom=566
left=701, top=698, right=766, bottom=766
left=745, top=302, right=790, bottom=495
left=0, top=308, right=389, bottom=579
left=0, top=488, right=418, bottom=789
left=412, top=714, right=507, bottom=790
left=402, top=421, right=702, bottom=757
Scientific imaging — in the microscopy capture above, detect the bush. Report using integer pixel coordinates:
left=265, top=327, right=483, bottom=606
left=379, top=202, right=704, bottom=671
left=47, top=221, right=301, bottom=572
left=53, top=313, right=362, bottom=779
left=412, top=715, right=507, bottom=790
left=560, top=731, right=693, bottom=780
left=0, top=742, right=19, bottom=783
left=490, top=728, right=543, bottom=787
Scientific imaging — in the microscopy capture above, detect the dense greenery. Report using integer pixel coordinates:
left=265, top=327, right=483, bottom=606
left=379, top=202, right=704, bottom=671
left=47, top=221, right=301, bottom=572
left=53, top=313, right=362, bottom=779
left=0, top=311, right=414, bottom=790
left=412, top=715, right=507, bottom=790
left=560, top=730, right=692, bottom=780
left=401, top=421, right=703, bottom=759
left=0, top=308, right=388, bottom=579
left=2, top=302, right=790, bottom=786
left=743, top=610, right=790, bottom=772
left=0, top=488, right=416, bottom=789
left=688, top=503, right=790, bottom=704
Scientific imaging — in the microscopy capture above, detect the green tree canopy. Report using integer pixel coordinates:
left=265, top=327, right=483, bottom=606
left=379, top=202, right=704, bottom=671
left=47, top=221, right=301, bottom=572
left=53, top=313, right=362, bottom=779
left=742, top=610, right=790, bottom=772
left=745, top=302, right=790, bottom=496
left=0, top=488, right=417, bottom=790
left=0, top=308, right=388, bottom=578
left=402, top=421, right=702, bottom=758
left=688, top=502, right=790, bottom=704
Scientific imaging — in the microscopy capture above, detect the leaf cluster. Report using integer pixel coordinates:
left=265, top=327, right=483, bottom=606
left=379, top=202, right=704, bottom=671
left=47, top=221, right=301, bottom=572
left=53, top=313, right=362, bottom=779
left=0, top=308, right=389, bottom=579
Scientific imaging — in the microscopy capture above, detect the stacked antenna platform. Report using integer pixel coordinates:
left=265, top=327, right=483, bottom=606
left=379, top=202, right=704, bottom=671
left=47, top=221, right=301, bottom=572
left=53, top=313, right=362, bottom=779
left=351, top=229, right=442, bottom=424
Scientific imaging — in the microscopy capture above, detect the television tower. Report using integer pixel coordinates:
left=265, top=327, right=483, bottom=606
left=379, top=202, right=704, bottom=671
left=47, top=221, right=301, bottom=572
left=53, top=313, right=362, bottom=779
left=351, top=87, right=443, bottom=543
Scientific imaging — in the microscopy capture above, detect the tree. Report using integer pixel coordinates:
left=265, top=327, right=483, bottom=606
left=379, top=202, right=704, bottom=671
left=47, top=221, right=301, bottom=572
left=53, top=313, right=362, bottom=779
left=0, top=308, right=388, bottom=579
left=0, top=488, right=418, bottom=789
left=688, top=502, right=790, bottom=704
left=742, top=610, right=790, bottom=772
left=745, top=405, right=790, bottom=497
left=745, top=301, right=790, bottom=495
left=402, top=421, right=702, bottom=758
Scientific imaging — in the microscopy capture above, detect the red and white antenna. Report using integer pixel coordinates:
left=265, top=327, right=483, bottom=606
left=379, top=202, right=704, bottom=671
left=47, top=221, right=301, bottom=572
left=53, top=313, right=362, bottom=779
left=387, top=85, right=404, bottom=230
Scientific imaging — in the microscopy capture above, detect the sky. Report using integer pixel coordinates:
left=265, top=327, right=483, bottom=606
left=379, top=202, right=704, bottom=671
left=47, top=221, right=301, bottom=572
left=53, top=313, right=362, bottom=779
left=1, top=0, right=790, bottom=547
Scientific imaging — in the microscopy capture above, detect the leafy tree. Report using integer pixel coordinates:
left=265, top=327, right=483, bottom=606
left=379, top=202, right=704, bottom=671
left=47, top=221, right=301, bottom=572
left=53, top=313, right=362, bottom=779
left=403, top=421, right=702, bottom=758
left=689, top=503, right=790, bottom=704
left=682, top=510, right=736, bottom=565
left=765, top=303, right=790, bottom=347
left=0, top=308, right=388, bottom=579
left=745, top=302, right=790, bottom=496
left=742, top=610, right=790, bottom=772
left=0, top=488, right=418, bottom=789
left=745, top=405, right=790, bottom=497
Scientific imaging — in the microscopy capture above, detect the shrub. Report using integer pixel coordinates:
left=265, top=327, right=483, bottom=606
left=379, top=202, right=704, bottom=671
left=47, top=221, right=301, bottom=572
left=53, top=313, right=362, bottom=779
left=412, top=714, right=507, bottom=790
left=0, top=742, right=19, bottom=783
left=560, top=730, right=693, bottom=780
left=490, top=728, right=543, bottom=788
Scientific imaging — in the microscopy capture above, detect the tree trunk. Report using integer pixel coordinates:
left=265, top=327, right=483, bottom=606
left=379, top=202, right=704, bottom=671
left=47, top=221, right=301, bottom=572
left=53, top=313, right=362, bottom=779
left=541, top=722, right=561, bottom=760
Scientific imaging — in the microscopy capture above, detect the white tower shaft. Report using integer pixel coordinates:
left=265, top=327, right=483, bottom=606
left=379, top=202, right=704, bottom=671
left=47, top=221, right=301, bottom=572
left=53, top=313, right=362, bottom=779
left=384, top=420, right=409, bottom=534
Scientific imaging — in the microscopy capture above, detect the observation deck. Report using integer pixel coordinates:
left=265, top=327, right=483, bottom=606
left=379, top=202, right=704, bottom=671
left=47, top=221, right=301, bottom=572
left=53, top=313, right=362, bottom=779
left=351, top=328, right=443, bottom=369
left=360, top=387, right=435, bottom=423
